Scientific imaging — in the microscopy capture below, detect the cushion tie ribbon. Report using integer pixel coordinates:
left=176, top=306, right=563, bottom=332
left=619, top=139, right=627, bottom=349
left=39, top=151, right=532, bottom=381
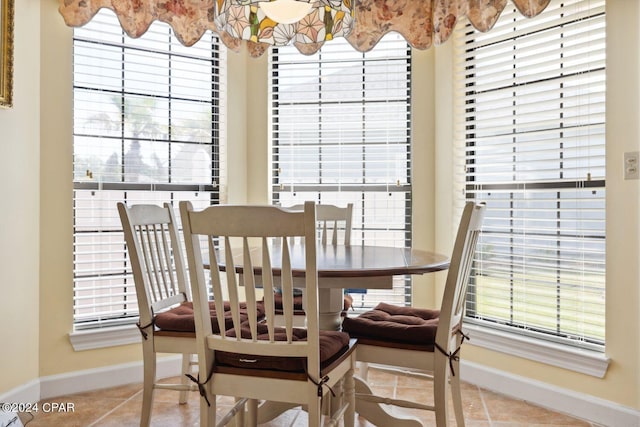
left=433, top=330, right=469, bottom=377
left=186, top=367, right=215, bottom=407
left=136, top=320, right=154, bottom=340
left=307, top=374, right=335, bottom=398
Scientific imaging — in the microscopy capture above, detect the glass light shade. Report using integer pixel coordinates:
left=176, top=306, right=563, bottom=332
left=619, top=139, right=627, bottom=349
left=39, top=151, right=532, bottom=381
left=216, top=0, right=355, bottom=47
left=259, top=0, right=313, bottom=24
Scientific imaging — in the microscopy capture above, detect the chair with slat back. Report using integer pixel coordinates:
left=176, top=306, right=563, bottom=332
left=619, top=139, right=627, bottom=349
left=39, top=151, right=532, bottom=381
left=286, top=203, right=353, bottom=245
left=180, top=201, right=357, bottom=427
left=279, top=203, right=356, bottom=323
left=341, top=202, right=486, bottom=427
left=117, top=202, right=196, bottom=427
left=118, top=203, right=265, bottom=427
left=316, top=203, right=353, bottom=246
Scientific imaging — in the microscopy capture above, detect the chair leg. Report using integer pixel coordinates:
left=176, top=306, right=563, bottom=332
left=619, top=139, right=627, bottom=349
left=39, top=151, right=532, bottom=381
left=307, top=386, right=323, bottom=427
left=434, top=354, right=450, bottom=427
left=245, top=399, right=258, bottom=426
left=179, top=353, right=192, bottom=404
left=140, top=345, right=156, bottom=427
left=451, top=357, right=465, bottom=427
left=344, top=367, right=356, bottom=427
left=199, top=390, right=216, bottom=427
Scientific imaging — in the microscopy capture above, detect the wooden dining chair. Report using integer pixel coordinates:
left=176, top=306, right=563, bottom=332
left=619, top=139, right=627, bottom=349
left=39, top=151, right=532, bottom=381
left=118, top=202, right=263, bottom=427
left=341, top=202, right=486, bottom=427
left=180, top=200, right=357, bottom=427
left=278, top=203, right=355, bottom=323
left=285, top=203, right=353, bottom=246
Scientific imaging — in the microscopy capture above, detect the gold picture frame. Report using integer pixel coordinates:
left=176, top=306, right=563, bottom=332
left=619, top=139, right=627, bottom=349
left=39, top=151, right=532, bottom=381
left=0, top=0, right=14, bottom=108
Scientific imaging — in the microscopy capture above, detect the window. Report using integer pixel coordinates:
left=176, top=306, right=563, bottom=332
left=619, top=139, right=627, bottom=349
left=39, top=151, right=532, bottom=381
left=455, top=0, right=606, bottom=351
left=72, top=10, right=226, bottom=330
left=270, top=35, right=412, bottom=308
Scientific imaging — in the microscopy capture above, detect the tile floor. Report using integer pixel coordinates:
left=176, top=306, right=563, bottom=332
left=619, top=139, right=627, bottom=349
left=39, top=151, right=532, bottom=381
left=16, top=367, right=601, bottom=427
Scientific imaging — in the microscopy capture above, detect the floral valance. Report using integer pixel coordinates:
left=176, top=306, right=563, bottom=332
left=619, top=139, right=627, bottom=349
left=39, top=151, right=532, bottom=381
left=58, top=0, right=551, bottom=57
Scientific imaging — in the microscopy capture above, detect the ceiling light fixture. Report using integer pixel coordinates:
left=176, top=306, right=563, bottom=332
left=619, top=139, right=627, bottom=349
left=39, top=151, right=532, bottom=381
left=259, top=0, right=313, bottom=24
left=216, top=0, right=355, bottom=47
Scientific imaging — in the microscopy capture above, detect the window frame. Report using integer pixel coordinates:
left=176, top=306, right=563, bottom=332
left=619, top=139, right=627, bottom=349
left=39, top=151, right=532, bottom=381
left=452, top=0, right=609, bottom=375
left=269, top=35, right=414, bottom=309
left=70, top=11, right=226, bottom=346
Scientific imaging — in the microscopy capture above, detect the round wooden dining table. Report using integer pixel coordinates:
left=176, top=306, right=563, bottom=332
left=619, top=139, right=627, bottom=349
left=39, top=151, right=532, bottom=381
left=222, top=244, right=450, bottom=330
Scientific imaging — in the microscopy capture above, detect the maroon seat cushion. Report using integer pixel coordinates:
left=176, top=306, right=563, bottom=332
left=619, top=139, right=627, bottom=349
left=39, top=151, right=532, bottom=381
left=341, top=302, right=440, bottom=346
left=154, top=301, right=265, bottom=334
left=273, top=292, right=353, bottom=314
left=273, top=293, right=306, bottom=315
left=215, top=323, right=351, bottom=372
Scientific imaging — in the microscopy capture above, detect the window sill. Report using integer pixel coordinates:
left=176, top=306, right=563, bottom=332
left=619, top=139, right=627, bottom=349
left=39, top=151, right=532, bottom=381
left=69, top=325, right=141, bottom=351
left=463, top=324, right=610, bottom=378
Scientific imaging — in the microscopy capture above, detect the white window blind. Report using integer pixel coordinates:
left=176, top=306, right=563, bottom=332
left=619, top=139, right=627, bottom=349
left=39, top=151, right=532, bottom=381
left=454, top=0, right=606, bottom=350
left=73, top=10, right=226, bottom=329
left=270, top=34, right=412, bottom=308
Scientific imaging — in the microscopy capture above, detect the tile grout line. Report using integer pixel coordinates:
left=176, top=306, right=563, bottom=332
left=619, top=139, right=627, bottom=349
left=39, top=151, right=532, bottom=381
left=288, top=407, right=302, bottom=427
left=476, top=384, right=494, bottom=427
left=87, top=388, right=144, bottom=427
left=391, top=372, right=399, bottom=401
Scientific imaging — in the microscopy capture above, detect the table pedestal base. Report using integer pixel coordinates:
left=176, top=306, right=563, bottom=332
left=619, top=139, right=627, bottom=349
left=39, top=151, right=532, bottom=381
left=256, top=401, right=297, bottom=424
left=254, top=376, right=423, bottom=426
left=354, top=376, right=422, bottom=427
left=317, top=276, right=392, bottom=330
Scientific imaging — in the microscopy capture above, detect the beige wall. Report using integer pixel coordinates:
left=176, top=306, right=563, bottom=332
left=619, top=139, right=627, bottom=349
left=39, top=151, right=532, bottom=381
left=410, top=47, right=440, bottom=309
left=226, top=50, right=249, bottom=204
left=246, top=54, right=270, bottom=205
left=0, top=0, right=40, bottom=393
left=604, top=1, right=640, bottom=407
left=1, top=0, right=639, bottom=414
left=39, top=0, right=145, bottom=378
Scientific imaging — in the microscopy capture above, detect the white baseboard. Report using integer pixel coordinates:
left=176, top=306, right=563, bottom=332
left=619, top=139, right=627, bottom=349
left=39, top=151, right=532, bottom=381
left=38, top=356, right=183, bottom=399
left=0, top=356, right=183, bottom=403
left=0, top=379, right=40, bottom=405
left=461, top=360, right=640, bottom=427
